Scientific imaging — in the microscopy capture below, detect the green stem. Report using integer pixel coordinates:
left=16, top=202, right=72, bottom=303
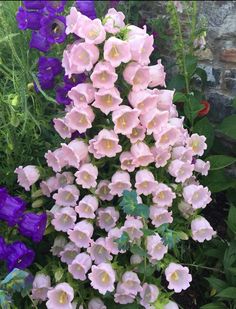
left=27, top=292, right=38, bottom=309
left=182, top=263, right=224, bottom=274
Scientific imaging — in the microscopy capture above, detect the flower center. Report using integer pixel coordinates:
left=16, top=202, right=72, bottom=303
left=101, top=272, right=109, bottom=283
left=58, top=291, right=68, bottom=304
left=171, top=271, right=179, bottom=281
left=110, top=45, right=120, bottom=58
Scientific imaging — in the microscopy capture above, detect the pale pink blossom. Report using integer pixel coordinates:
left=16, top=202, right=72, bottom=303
left=194, top=159, right=210, bottom=176
left=109, top=171, right=132, bottom=196
left=183, top=184, right=211, bottom=209
left=15, top=165, right=40, bottom=191
left=178, top=200, right=195, bottom=219
left=121, top=271, right=142, bottom=295
left=40, top=176, right=59, bottom=197
left=45, top=148, right=67, bottom=172
left=62, top=41, right=99, bottom=77
left=149, top=206, right=173, bottom=227
left=191, top=217, right=216, bottom=242
left=75, top=163, right=98, bottom=189
left=151, top=146, right=171, bottom=168
left=46, top=283, right=74, bottom=309
left=140, top=283, right=159, bottom=308
left=93, top=129, right=122, bottom=158
left=120, top=151, right=136, bottom=172
left=66, top=7, right=89, bottom=36
left=187, top=134, right=207, bottom=156
left=104, top=8, right=125, bottom=34
left=32, top=273, right=51, bottom=301
left=123, top=62, right=150, bottom=91
left=106, top=227, right=123, bottom=255
left=93, top=87, right=122, bottom=115
left=68, top=83, right=95, bottom=106
left=168, top=160, right=194, bottom=183
left=127, top=125, right=146, bottom=144
left=90, top=61, right=118, bottom=89
left=130, top=254, right=143, bottom=265
left=53, top=185, right=80, bottom=207
left=165, top=263, right=192, bottom=293
left=164, top=301, right=179, bottom=309
left=68, top=252, right=92, bottom=280
left=156, top=90, right=174, bottom=111
left=127, top=27, right=154, bottom=65
left=51, top=207, right=77, bottom=232
left=87, top=237, right=112, bottom=264
left=154, top=126, right=180, bottom=147
left=128, top=89, right=158, bottom=115
left=104, top=37, right=131, bottom=67
left=148, top=59, right=166, bottom=88
left=146, top=234, right=168, bottom=262
left=122, top=216, right=143, bottom=241
left=60, top=242, right=80, bottom=265
left=88, top=136, right=103, bottom=159
left=174, top=1, right=183, bottom=13
left=114, top=282, right=135, bottom=304
left=171, top=146, right=193, bottom=163
left=152, top=183, right=176, bottom=207
left=131, top=142, right=154, bottom=167
left=112, top=106, right=140, bottom=135
left=61, top=140, right=88, bottom=169
left=66, top=105, right=95, bottom=133
left=95, top=180, right=113, bottom=201
left=56, top=172, right=75, bottom=187
left=88, top=263, right=116, bottom=295
left=140, top=108, right=169, bottom=135
left=75, top=195, right=99, bottom=219
left=135, top=169, right=158, bottom=196
left=88, top=298, right=107, bottom=309
left=79, top=18, right=106, bottom=45
left=97, top=207, right=120, bottom=231
left=68, top=220, right=94, bottom=248
left=53, top=118, right=73, bottom=139
left=50, top=236, right=67, bottom=257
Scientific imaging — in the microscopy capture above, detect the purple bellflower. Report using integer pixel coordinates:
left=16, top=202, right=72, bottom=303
left=76, top=0, right=96, bottom=19
left=6, top=241, right=35, bottom=272
left=18, top=212, right=47, bottom=243
left=45, top=1, right=67, bottom=14
left=16, top=7, right=42, bottom=30
left=0, top=236, right=7, bottom=260
left=30, top=31, right=51, bottom=52
left=23, top=1, right=46, bottom=10
left=40, top=15, right=66, bottom=44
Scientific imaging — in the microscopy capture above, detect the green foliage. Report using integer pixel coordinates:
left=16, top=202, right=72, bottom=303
left=217, top=115, right=236, bottom=140
left=207, top=155, right=236, bottom=171
left=119, top=190, right=149, bottom=219
left=115, top=232, right=130, bottom=251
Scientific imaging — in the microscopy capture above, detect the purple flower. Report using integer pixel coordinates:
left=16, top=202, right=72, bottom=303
left=6, top=241, right=35, bottom=272
left=40, top=15, right=66, bottom=44
left=0, top=236, right=7, bottom=260
left=76, top=0, right=96, bottom=19
left=109, top=0, right=120, bottom=8
left=30, top=31, right=51, bottom=52
left=16, top=7, right=42, bottom=30
left=23, top=1, right=46, bottom=10
left=64, top=73, right=87, bottom=87
left=36, top=73, right=54, bottom=90
left=0, top=190, right=26, bottom=226
left=18, top=212, right=47, bottom=243
left=38, top=56, right=62, bottom=79
left=56, top=85, right=72, bottom=105
left=45, top=1, right=66, bottom=14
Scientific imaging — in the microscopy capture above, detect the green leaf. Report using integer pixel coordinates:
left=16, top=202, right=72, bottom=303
left=168, top=74, right=185, bottom=91
left=136, top=262, right=155, bottom=276
left=134, top=203, right=149, bottom=219
left=194, top=67, right=208, bottom=88
left=119, top=190, right=138, bottom=215
left=232, top=97, right=236, bottom=109
left=200, top=303, right=226, bottom=309
left=0, top=290, right=12, bottom=309
left=223, top=241, right=236, bottom=284
left=114, top=232, right=130, bottom=251
left=184, top=95, right=203, bottom=123
left=205, top=277, right=228, bottom=292
left=130, top=245, right=147, bottom=257
left=207, top=155, right=236, bottom=170
left=216, top=287, right=236, bottom=299
left=193, top=117, right=215, bottom=152
left=141, top=228, right=156, bottom=236
left=185, top=54, right=198, bottom=77
left=217, top=115, right=236, bottom=140
left=201, top=170, right=236, bottom=193
left=173, top=92, right=187, bottom=103
left=227, top=206, right=236, bottom=234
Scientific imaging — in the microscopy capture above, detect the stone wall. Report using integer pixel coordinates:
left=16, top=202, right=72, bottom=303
left=139, top=1, right=236, bottom=123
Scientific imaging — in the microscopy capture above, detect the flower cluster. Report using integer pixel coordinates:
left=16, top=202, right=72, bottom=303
left=15, top=6, right=215, bottom=308
left=0, top=187, right=47, bottom=271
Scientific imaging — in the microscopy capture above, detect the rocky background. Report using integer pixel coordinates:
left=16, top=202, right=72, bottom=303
left=140, top=1, right=236, bottom=123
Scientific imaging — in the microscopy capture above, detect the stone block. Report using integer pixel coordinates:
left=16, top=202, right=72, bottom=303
left=220, top=48, right=236, bottom=63
left=207, top=92, right=234, bottom=123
